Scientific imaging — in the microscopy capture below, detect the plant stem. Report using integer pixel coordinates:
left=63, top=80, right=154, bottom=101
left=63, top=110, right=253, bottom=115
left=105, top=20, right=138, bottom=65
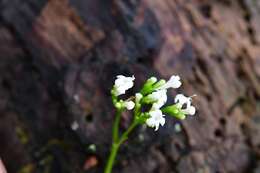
left=112, top=109, right=122, bottom=142
left=104, top=143, right=119, bottom=173
left=118, top=121, right=138, bottom=146
left=105, top=119, right=138, bottom=173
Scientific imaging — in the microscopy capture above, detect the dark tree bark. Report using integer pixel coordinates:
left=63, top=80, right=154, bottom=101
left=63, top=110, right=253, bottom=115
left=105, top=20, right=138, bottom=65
left=0, top=0, right=259, bottom=172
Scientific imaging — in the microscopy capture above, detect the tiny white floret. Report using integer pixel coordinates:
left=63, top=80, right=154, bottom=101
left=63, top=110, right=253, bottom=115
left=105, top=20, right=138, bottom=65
left=147, top=89, right=167, bottom=109
left=146, top=109, right=166, bottom=131
left=157, top=75, right=182, bottom=90
left=175, top=94, right=196, bottom=115
left=183, top=105, right=196, bottom=115
left=114, top=75, right=135, bottom=96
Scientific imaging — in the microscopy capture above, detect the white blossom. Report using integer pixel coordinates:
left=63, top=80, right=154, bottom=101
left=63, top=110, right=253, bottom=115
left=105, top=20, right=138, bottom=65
left=146, top=109, right=166, bottom=131
left=175, top=94, right=196, bottom=115
left=157, top=75, right=181, bottom=90
left=123, top=101, right=135, bottom=110
left=147, top=89, right=167, bottom=109
left=114, top=75, right=135, bottom=96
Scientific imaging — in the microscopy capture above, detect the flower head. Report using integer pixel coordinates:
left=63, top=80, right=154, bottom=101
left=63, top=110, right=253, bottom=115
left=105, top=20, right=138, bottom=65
left=146, top=109, right=166, bottom=131
left=157, top=75, right=181, bottom=90
left=113, top=75, right=135, bottom=96
left=175, top=94, right=196, bottom=115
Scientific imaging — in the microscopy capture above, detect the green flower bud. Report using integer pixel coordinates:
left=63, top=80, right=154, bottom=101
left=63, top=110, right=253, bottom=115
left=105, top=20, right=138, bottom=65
left=140, top=77, right=158, bottom=95
left=152, top=79, right=166, bottom=90
left=115, top=102, right=122, bottom=109
left=162, top=105, right=186, bottom=120
left=111, top=87, right=118, bottom=105
left=141, top=96, right=156, bottom=104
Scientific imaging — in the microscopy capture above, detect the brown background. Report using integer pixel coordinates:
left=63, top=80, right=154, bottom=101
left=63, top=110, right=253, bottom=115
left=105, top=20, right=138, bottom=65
left=0, top=0, right=259, bottom=172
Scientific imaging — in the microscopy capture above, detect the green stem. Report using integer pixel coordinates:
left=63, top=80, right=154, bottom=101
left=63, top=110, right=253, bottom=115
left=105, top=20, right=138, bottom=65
left=104, top=120, right=138, bottom=173
left=104, top=143, right=119, bottom=173
left=112, top=109, right=122, bottom=142
left=118, top=121, right=138, bottom=146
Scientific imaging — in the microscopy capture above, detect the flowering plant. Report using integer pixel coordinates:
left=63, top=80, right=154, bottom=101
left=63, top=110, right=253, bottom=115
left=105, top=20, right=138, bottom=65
left=104, top=75, right=196, bottom=173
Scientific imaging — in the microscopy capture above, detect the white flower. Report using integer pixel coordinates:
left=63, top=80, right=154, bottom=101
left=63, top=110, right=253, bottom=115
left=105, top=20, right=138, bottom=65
left=114, top=75, right=135, bottom=96
left=175, top=94, right=196, bottom=115
left=123, top=101, right=135, bottom=110
left=147, top=89, right=167, bottom=109
left=157, top=75, right=181, bottom=90
left=146, top=109, right=166, bottom=131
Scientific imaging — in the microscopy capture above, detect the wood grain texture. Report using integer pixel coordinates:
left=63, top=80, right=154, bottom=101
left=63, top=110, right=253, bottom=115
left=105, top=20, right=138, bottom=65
left=0, top=0, right=259, bottom=172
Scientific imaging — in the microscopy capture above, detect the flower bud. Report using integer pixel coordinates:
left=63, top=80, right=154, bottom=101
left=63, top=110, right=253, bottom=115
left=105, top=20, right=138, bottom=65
left=152, top=79, right=166, bottom=90
left=161, top=105, right=186, bottom=120
left=140, top=77, right=158, bottom=95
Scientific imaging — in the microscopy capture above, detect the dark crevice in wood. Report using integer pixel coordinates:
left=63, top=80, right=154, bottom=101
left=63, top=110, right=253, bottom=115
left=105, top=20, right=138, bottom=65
left=199, top=3, right=212, bottom=19
left=85, top=113, right=94, bottom=123
left=238, top=0, right=258, bottom=45
left=214, top=128, right=224, bottom=138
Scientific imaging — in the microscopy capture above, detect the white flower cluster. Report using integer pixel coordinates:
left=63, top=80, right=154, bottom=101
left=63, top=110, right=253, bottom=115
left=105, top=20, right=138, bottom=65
left=112, top=75, right=196, bottom=131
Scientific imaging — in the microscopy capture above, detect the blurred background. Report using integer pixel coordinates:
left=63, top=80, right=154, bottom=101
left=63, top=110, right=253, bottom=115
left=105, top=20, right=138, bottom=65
left=0, top=0, right=259, bottom=172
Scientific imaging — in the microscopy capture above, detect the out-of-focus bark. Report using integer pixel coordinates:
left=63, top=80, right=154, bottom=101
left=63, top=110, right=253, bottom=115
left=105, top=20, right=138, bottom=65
left=0, top=0, right=259, bottom=172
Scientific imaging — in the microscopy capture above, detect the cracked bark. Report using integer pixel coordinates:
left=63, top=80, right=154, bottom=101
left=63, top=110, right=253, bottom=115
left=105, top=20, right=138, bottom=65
left=0, top=0, right=259, bottom=172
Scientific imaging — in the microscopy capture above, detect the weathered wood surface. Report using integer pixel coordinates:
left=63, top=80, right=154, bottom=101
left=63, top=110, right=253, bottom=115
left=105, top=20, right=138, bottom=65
left=0, top=0, right=259, bottom=172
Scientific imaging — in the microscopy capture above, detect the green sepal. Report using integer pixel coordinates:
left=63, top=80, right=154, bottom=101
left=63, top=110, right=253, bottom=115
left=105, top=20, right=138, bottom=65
left=111, top=87, right=118, bottom=105
left=140, top=77, right=157, bottom=95
left=141, top=96, right=156, bottom=104
left=162, top=105, right=186, bottom=120
left=135, top=113, right=150, bottom=124
left=152, top=79, right=166, bottom=90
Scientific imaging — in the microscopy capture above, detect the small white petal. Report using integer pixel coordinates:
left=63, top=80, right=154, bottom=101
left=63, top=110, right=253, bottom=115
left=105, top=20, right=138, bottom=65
left=146, top=110, right=166, bottom=131
left=168, top=75, right=182, bottom=88
left=147, top=89, right=167, bottom=109
left=154, top=125, right=159, bottom=131
left=114, top=87, right=126, bottom=96
left=146, top=118, right=156, bottom=128
left=175, top=94, right=196, bottom=116
left=175, top=94, right=191, bottom=108
left=183, top=105, right=196, bottom=115
left=124, top=101, right=135, bottom=110
left=159, top=117, right=166, bottom=126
